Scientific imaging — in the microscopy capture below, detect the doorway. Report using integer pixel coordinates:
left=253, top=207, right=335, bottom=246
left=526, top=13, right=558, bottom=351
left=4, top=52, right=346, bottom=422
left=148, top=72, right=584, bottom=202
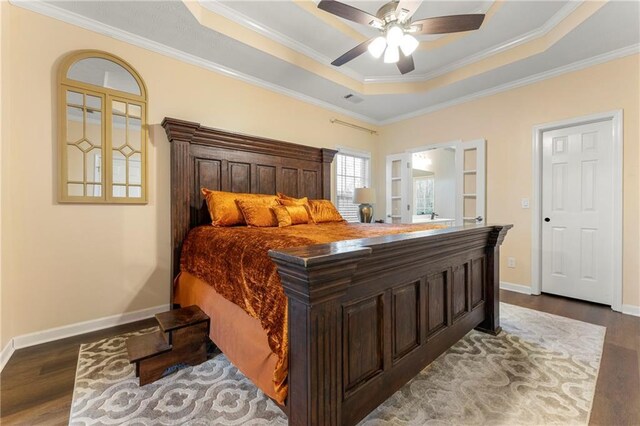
left=385, top=139, right=486, bottom=227
left=532, top=111, right=623, bottom=310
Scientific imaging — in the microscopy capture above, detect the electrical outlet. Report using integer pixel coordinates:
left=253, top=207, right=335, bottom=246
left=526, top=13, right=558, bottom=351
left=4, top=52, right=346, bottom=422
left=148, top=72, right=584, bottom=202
left=521, top=198, right=530, bottom=209
left=507, top=257, right=516, bottom=268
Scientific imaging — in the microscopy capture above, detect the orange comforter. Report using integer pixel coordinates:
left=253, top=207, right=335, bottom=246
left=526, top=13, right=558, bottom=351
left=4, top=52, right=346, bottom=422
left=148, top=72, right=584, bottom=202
left=179, top=222, right=445, bottom=403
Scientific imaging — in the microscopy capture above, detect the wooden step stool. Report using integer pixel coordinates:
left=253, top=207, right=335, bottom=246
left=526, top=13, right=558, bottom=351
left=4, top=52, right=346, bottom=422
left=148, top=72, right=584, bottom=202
left=126, top=305, right=210, bottom=386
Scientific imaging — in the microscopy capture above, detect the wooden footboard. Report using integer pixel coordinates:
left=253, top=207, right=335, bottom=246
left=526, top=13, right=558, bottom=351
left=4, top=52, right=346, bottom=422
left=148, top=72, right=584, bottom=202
left=270, top=224, right=511, bottom=426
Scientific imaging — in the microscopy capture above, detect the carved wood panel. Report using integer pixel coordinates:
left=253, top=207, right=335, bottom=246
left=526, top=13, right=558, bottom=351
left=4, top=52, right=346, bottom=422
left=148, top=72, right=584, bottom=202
left=302, top=170, right=319, bottom=200
left=343, top=295, right=384, bottom=394
left=282, top=168, right=299, bottom=197
left=392, top=281, right=421, bottom=362
left=452, top=262, right=470, bottom=322
left=426, top=270, right=448, bottom=338
left=256, top=164, right=276, bottom=195
left=194, top=158, right=221, bottom=226
left=471, top=257, right=486, bottom=308
left=229, top=162, right=250, bottom=193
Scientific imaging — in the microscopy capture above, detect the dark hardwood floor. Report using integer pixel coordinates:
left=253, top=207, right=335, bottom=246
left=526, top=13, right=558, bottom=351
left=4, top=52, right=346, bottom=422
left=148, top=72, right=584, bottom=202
left=1, top=291, right=638, bottom=425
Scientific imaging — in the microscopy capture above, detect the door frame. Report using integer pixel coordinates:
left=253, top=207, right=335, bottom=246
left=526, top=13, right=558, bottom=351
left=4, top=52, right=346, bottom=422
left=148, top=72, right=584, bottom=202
left=531, top=110, right=623, bottom=311
left=406, top=139, right=486, bottom=226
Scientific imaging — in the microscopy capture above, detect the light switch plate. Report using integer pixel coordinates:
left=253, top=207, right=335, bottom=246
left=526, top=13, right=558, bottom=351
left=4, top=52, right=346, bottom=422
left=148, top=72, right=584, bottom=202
left=521, top=198, right=530, bottom=209
left=507, top=257, right=516, bottom=268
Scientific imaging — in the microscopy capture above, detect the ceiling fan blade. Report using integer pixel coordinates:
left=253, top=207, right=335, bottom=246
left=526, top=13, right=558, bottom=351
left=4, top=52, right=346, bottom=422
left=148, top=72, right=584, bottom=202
left=396, top=0, right=422, bottom=23
left=318, top=0, right=384, bottom=28
left=397, top=52, right=415, bottom=74
left=411, top=14, right=485, bottom=35
left=331, top=38, right=374, bottom=66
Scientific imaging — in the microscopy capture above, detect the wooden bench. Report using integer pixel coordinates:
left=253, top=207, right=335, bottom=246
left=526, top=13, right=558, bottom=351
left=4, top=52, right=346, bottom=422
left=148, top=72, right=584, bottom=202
left=126, top=305, right=210, bottom=385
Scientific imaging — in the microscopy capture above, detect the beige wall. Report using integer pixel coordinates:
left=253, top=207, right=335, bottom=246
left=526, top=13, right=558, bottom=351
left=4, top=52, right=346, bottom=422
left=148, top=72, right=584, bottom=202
left=378, top=54, right=640, bottom=308
left=2, top=4, right=638, bottom=350
left=0, top=4, right=379, bottom=349
left=0, top=1, right=6, bottom=350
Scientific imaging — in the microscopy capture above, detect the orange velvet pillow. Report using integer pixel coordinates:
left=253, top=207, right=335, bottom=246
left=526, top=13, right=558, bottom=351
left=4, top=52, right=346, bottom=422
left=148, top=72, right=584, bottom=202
left=236, top=200, right=278, bottom=227
left=273, top=205, right=311, bottom=227
left=201, top=188, right=278, bottom=226
left=307, top=199, right=346, bottom=223
left=278, top=197, right=309, bottom=207
left=277, top=193, right=308, bottom=206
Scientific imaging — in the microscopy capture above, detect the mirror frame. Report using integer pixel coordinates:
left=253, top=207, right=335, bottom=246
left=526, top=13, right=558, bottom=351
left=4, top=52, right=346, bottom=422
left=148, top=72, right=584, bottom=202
left=57, top=50, right=149, bottom=204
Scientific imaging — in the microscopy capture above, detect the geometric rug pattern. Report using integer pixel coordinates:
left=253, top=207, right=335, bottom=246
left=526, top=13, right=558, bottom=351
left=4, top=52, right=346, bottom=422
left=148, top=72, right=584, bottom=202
left=70, top=303, right=605, bottom=425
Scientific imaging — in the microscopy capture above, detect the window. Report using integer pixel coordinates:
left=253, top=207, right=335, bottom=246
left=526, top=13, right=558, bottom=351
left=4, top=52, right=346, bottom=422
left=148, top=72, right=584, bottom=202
left=414, top=176, right=435, bottom=215
left=58, top=51, right=148, bottom=203
left=335, top=150, right=371, bottom=222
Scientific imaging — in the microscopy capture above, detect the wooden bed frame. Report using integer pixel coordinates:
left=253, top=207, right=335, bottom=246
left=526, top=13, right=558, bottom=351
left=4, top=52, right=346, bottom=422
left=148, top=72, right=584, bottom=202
left=162, top=117, right=512, bottom=426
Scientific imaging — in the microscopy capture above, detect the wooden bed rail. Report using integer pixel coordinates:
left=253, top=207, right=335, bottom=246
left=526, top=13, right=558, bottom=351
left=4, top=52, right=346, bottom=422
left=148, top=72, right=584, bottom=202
left=269, top=224, right=512, bottom=426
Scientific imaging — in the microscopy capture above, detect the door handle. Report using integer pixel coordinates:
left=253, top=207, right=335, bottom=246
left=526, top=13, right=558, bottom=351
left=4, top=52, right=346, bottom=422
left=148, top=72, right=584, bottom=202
left=544, top=217, right=550, bottom=222
left=475, top=216, right=483, bottom=222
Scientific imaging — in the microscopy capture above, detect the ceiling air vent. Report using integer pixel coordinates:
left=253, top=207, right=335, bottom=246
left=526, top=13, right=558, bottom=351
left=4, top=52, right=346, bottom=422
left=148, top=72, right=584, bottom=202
left=343, top=93, right=364, bottom=104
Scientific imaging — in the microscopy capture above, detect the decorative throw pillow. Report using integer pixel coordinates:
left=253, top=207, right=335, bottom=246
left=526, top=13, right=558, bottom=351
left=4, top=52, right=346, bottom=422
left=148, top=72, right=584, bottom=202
left=236, top=199, right=278, bottom=227
left=277, top=193, right=309, bottom=206
left=278, top=197, right=309, bottom=207
left=307, top=199, right=345, bottom=223
left=273, top=205, right=311, bottom=227
left=201, top=188, right=278, bottom=226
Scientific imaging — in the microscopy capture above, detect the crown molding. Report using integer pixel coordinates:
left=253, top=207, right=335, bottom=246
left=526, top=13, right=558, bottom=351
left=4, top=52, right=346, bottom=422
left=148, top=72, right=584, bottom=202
left=198, top=0, right=364, bottom=83
left=8, top=0, right=637, bottom=126
left=379, top=43, right=640, bottom=125
left=9, top=0, right=379, bottom=125
left=197, top=0, right=582, bottom=85
left=365, top=0, right=583, bottom=83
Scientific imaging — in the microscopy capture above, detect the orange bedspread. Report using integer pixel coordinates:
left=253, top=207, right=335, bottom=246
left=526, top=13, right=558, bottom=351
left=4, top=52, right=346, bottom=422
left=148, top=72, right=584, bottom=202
left=179, top=222, right=445, bottom=403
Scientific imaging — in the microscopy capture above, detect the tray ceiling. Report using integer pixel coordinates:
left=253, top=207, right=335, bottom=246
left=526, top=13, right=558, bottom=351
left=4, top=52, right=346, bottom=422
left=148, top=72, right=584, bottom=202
left=17, top=0, right=640, bottom=123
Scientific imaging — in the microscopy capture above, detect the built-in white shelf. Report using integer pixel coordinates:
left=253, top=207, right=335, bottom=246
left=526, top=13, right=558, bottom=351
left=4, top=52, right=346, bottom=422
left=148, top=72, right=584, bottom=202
left=463, top=170, right=477, bottom=174
left=391, top=177, right=401, bottom=181
left=463, top=194, right=477, bottom=197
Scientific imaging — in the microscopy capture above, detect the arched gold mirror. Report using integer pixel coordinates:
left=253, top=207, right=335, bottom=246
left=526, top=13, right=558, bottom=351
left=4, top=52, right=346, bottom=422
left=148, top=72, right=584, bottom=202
left=58, top=50, right=148, bottom=203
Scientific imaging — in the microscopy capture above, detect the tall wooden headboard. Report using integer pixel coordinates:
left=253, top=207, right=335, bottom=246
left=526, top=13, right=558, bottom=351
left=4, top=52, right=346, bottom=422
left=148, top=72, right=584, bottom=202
left=162, top=117, right=337, bottom=281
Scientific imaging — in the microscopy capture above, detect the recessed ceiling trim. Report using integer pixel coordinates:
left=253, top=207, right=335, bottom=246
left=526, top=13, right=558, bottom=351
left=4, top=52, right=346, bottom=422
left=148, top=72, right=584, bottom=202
left=9, top=0, right=379, bottom=125
left=199, top=0, right=364, bottom=83
left=364, top=0, right=583, bottom=83
left=184, top=0, right=367, bottom=93
left=378, top=43, right=640, bottom=125
left=11, top=0, right=636, bottom=126
left=364, top=0, right=609, bottom=95
left=191, top=0, right=594, bottom=87
left=292, top=0, right=371, bottom=43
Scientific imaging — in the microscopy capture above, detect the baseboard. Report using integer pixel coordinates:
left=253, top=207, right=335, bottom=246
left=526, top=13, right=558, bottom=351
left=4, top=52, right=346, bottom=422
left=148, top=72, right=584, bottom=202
left=500, top=281, right=533, bottom=295
left=11, top=304, right=169, bottom=351
left=621, top=304, right=640, bottom=317
left=0, top=339, right=16, bottom=373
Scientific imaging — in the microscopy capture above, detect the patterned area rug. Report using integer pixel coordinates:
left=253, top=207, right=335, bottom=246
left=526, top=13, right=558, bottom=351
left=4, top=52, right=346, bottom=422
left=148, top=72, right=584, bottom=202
left=69, top=303, right=605, bottom=425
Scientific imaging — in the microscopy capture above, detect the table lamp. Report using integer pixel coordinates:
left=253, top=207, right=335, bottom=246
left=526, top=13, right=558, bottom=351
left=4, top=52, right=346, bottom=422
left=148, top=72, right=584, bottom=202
left=353, top=187, right=376, bottom=223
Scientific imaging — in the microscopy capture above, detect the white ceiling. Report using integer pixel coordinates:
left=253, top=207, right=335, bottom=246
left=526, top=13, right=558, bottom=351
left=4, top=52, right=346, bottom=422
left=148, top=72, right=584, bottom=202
left=23, top=0, right=640, bottom=123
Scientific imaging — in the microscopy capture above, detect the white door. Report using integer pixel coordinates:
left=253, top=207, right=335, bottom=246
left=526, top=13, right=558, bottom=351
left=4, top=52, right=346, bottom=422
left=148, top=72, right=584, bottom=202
left=385, top=153, right=412, bottom=223
left=456, top=139, right=486, bottom=226
left=541, top=120, right=613, bottom=304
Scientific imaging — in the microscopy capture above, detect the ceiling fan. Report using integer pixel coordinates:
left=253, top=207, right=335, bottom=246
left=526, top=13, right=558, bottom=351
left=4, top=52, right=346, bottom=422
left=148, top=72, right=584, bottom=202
left=318, top=0, right=485, bottom=74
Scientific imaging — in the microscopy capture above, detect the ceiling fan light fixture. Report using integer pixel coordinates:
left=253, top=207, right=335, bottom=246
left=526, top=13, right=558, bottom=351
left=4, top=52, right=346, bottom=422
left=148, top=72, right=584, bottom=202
left=383, top=45, right=400, bottom=64
left=368, top=36, right=387, bottom=58
left=400, top=34, right=419, bottom=56
left=386, top=24, right=404, bottom=46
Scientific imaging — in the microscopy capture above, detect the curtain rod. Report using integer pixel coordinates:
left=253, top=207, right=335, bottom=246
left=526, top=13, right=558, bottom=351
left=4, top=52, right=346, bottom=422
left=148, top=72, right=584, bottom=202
left=330, top=118, right=378, bottom=135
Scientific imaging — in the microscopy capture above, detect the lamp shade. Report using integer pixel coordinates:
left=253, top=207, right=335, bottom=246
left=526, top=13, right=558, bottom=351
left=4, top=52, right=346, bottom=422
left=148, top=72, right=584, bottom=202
left=353, top=187, right=376, bottom=204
